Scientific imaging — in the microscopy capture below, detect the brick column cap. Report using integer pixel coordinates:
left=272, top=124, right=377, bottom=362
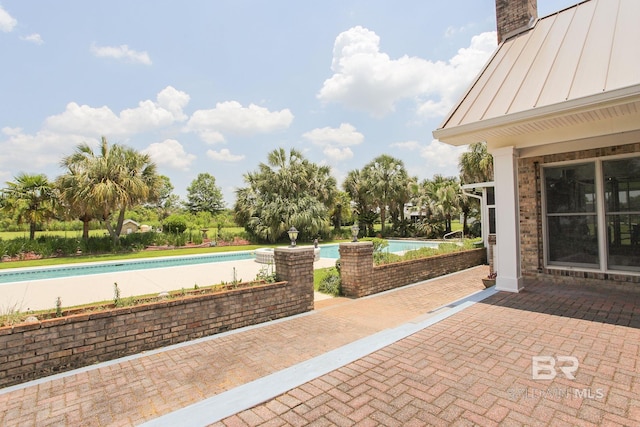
left=274, top=246, right=315, bottom=254
left=339, top=241, right=374, bottom=248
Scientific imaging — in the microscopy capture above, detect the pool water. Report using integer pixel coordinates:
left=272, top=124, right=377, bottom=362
left=318, top=239, right=439, bottom=259
left=0, top=240, right=439, bottom=284
left=0, top=251, right=254, bottom=284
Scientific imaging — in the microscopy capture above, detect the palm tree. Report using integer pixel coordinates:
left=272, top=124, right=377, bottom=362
left=458, top=142, right=493, bottom=235
left=56, top=169, right=97, bottom=241
left=112, top=146, right=161, bottom=238
left=59, top=137, right=160, bottom=244
left=361, top=155, right=408, bottom=234
left=389, top=176, right=417, bottom=236
left=343, top=169, right=375, bottom=236
left=427, top=175, right=461, bottom=234
left=330, top=191, right=352, bottom=232
left=2, top=173, right=56, bottom=239
left=459, top=142, right=493, bottom=184
left=234, top=148, right=337, bottom=242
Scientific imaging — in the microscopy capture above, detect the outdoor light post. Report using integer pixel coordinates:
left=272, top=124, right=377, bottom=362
left=288, top=226, right=299, bottom=247
left=351, top=223, right=359, bottom=242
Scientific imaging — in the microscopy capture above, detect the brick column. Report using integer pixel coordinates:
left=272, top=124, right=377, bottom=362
left=339, top=242, right=374, bottom=298
left=274, top=247, right=315, bottom=311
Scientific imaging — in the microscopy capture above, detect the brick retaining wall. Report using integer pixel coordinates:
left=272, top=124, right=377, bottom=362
left=0, top=247, right=315, bottom=388
left=340, top=242, right=486, bottom=298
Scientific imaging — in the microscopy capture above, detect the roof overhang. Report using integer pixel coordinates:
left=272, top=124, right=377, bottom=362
left=433, top=83, right=640, bottom=149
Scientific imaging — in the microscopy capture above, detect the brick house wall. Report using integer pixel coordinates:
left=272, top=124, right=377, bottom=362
left=518, top=142, right=640, bottom=288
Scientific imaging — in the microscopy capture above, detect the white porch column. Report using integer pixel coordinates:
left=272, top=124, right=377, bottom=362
left=491, top=146, right=524, bottom=292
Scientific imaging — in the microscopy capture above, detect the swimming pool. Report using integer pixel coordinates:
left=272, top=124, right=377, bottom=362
left=318, top=239, right=439, bottom=258
left=0, top=240, right=439, bottom=284
left=0, top=251, right=255, bottom=284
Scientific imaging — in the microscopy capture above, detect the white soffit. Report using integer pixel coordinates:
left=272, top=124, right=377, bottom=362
left=434, top=0, right=640, bottom=146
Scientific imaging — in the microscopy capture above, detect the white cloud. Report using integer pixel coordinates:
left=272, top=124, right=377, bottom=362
left=0, top=6, right=17, bottom=33
left=0, top=128, right=95, bottom=175
left=187, top=101, right=294, bottom=143
left=196, top=130, right=225, bottom=145
left=303, top=123, right=362, bottom=162
left=2, top=126, right=22, bottom=137
left=0, top=87, right=191, bottom=179
left=142, top=139, right=195, bottom=171
left=21, top=33, right=43, bottom=44
left=44, top=86, right=189, bottom=136
left=157, top=86, right=190, bottom=121
left=322, top=146, right=353, bottom=161
left=90, top=43, right=152, bottom=65
left=420, top=139, right=467, bottom=171
left=417, top=31, right=497, bottom=118
left=318, top=26, right=496, bottom=118
left=390, top=140, right=421, bottom=151
left=207, top=148, right=245, bottom=162
left=302, top=123, right=363, bottom=146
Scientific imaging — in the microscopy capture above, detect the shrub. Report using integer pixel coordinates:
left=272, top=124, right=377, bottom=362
left=120, top=232, right=157, bottom=250
left=254, top=263, right=276, bottom=283
left=217, top=228, right=251, bottom=244
left=80, top=236, right=113, bottom=254
left=37, top=235, right=78, bottom=256
left=373, top=251, right=402, bottom=265
left=360, top=237, right=388, bottom=253
left=317, top=267, right=341, bottom=296
left=332, top=228, right=352, bottom=240
left=163, top=214, right=188, bottom=234
left=414, top=220, right=446, bottom=239
left=190, top=231, right=204, bottom=245
left=372, top=241, right=469, bottom=265
left=0, top=238, right=42, bottom=257
left=164, top=232, right=187, bottom=247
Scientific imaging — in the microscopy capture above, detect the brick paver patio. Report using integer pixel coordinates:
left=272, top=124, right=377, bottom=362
left=0, top=266, right=488, bottom=426
left=4, top=267, right=640, bottom=426
left=214, top=280, right=640, bottom=426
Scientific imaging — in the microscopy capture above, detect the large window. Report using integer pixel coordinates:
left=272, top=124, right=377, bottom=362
left=543, top=155, right=640, bottom=273
left=544, top=163, right=598, bottom=267
left=604, top=158, right=640, bottom=270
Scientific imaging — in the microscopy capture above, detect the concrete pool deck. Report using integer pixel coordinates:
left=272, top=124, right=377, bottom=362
left=0, top=256, right=337, bottom=312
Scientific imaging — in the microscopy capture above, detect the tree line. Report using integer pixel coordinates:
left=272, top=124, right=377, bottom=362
left=0, top=137, right=225, bottom=242
left=0, top=136, right=493, bottom=244
left=233, top=143, right=493, bottom=242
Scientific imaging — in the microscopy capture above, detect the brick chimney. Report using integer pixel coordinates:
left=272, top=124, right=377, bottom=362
left=495, top=0, right=538, bottom=44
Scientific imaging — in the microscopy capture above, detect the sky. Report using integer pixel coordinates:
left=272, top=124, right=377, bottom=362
left=0, top=1, right=578, bottom=205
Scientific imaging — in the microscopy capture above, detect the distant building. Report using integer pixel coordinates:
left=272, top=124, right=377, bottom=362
left=122, top=219, right=140, bottom=234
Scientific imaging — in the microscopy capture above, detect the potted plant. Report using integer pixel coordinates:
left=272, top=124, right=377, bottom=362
left=482, top=272, right=497, bottom=288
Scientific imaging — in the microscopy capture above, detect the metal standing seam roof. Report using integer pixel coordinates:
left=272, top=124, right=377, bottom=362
left=435, top=0, right=640, bottom=141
